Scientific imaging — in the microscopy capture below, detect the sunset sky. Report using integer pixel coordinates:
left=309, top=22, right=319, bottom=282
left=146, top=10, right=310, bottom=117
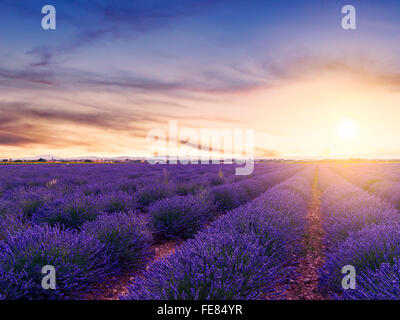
left=1, top=0, right=400, bottom=159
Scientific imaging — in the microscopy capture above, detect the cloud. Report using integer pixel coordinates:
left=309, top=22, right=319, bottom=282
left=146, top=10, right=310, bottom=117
left=84, top=78, right=182, bottom=91
left=83, top=76, right=267, bottom=94
left=255, top=147, right=280, bottom=157
left=0, top=101, right=151, bottom=132
left=0, top=112, right=127, bottom=150
left=16, top=0, right=227, bottom=68
left=0, top=121, right=68, bottom=148
left=0, top=61, right=268, bottom=94
left=0, top=133, right=35, bottom=146
left=27, top=28, right=112, bottom=68
left=0, top=68, right=57, bottom=86
left=0, top=99, right=240, bottom=150
left=177, top=141, right=280, bottom=159
left=178, top=140, right=224, bottom=153
left=262, top=53, right=400, bottom=90
left=57, top=53, right=400, bottom=95
left=27, top=47, right=54, bottom=68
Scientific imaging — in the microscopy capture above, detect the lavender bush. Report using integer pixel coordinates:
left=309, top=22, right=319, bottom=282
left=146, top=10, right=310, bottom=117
left=32, top=193, right=100, bottom=228
left=0, top=224, right=115, bottom=300
left=81, top=212, right=153, bottom=270
left=96, top=191, right=136, bottom=213
left=340, top=258, right=400, bottom=300
left=211, top=184, right=250, bottom=212
left=0, top=214, right=25, bottom=240
left=150, top=193, right=215, bottom=239
left=319, top=166, right=400, bottom=299
left=135, top=182, right=176, bottom=208
left=320, top=223, right=400, bottom=292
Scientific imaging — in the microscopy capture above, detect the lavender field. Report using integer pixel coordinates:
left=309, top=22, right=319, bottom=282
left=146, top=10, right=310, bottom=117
left=0, top=162, right=399, bottom=300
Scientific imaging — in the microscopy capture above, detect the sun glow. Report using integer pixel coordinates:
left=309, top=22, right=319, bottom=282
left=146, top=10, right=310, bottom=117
left=337, top=119, right=358, bottom=141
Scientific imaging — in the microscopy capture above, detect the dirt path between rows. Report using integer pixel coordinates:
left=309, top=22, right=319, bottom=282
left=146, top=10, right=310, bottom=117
left=87, top=239, right=180, bottom=300
left=283, top=167, right=328, bottom=300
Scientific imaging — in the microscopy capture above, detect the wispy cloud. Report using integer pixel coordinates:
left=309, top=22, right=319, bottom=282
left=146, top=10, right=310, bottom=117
left=262, top=53, right=400, bottom=90
left=0, top=68, right=57, bottom=86
left=13, top=0, right=227, bottom=68
left=256, top=147, right=280, bottom=157
left=0, top=101, right=151, bottom=132
left=0, top=132, right=35, bottom=146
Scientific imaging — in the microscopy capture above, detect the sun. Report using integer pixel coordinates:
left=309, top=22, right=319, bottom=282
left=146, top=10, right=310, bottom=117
left=337, top=119, right=358, bottom=140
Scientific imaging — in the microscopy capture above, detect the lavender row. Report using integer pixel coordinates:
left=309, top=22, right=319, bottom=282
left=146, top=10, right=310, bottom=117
left=339, top=163, right=400, bottom=182
left=318, top=165, right=400, bottom=299
left=149, top=165, right=305, bottom=240
left=329, top=164, right=400, bottom=211
left=121, top=166, right=314, bottom=300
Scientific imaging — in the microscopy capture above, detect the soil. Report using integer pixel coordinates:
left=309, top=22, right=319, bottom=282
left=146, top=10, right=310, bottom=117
left=282, top=168, right=329, bottom=300
left=86, top=239, right=181, bottom=300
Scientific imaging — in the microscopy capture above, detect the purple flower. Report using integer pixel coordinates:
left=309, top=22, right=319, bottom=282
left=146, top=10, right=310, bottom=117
left=149, top=194, right=215, bottom=239
left=0, top=224, right=115, bottom=300
left=81, top=212, right=153, bottom=270
left=32, top=193, right=100, bottom=228
left=135, top=182, right=176, bottom=208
